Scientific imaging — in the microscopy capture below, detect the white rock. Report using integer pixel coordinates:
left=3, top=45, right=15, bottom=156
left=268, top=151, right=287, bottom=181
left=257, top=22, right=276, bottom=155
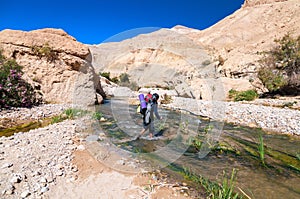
left=1, top=163, right=13, bottom=169
left=77, top=145, right=85, bottom=151
left=40, top=186, right=49, bottom=193
left=20, top=190, right=30, bottom=198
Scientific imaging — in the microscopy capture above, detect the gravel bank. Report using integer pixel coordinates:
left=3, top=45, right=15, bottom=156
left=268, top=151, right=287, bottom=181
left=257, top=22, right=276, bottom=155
left=0, top=104, right=84, bottom=198
left=163, top=97, right=300, bottom=136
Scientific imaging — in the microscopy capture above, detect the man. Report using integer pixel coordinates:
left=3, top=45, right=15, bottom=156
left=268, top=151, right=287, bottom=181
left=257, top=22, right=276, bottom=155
left=137, top=93, right=162, bottom=139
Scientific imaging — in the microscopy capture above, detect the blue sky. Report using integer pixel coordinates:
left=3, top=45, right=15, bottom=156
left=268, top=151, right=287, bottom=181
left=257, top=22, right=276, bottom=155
left=1, top=0, right=244, bottom=44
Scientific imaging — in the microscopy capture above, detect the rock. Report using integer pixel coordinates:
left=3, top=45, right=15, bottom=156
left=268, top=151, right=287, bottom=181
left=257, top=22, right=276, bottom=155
left=40, top=177, right=47, bottom=183
left=0, top=28, right=102, bottom=107
left=55, top=170, right=64, bottom=176
left=3, top=184, right=15, bottom=195
left=1, top=163, right=13, bottom=169
left=100, top=117, right=107, bottom=122
left=40, top=186, right=49, bottom=193
left=117, top=159, right=126, bottom=165
left=77, top=145, right=85, bottom=151
left=10, top=174, right=22, bottom=183
left=20, top=190, right=30, bottom=198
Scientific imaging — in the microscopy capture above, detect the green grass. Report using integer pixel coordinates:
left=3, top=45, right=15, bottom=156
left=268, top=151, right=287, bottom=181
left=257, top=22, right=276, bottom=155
left=258, top=133, right=265, bottom=166
left=182, top=167, right=243, bottom=199
left=51, top=108, right=88, bottom=124
left=229, top=89, right=258, bottom=102
left=92, top=111, right=103, bottom=120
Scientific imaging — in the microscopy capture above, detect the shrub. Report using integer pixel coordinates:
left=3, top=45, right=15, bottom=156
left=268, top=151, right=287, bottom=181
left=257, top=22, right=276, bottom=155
left=258, top=33, right=300, bottom=94
left=0, top=51, right=42, bottom=109
left=160, top=94, right=173, bottom=104
left=111, top=76, right=119, bottom=84
left=31, top=43, right=58, bottom=62
left=119, top=73, right=130, bottom=83
left=229, top=89, right=258, bottom=101
left=100, top=72, right=111, bottom=80
left=99, top=72, right=119, bottom=83
left=92, top=111, right=103, bottom=120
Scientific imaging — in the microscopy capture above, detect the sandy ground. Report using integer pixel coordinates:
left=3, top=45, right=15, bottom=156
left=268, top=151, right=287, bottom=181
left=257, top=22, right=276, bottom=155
left=46, top=149, right=195, bottom=199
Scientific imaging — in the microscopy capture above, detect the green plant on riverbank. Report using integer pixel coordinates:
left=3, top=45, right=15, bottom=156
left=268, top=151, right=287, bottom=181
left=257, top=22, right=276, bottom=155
left=51, top=108, right=88, bottom=124
left=258, top=133, right=265, bottom=166
left=187, top=125, right=213, bottom=151
left=92, top=111, right=103, bottom=120
left=296, top=153, right=300, bottom=161
left=182, top=167, right=243, bottom=199
left=228, top=89, right=258, bottom=102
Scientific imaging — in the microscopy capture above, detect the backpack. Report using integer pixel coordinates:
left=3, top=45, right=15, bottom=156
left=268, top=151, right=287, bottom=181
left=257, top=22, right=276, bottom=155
left=137, top=93, right=159, bottom=126
left=144, top=93, right=153, bottom=103
left=137, top=93, right=153, bottom=115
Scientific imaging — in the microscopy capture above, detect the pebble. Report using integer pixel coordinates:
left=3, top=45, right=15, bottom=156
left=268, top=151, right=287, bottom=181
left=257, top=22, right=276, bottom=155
left=20, top=190, right=30, bottom=198
left=165, top=97, right=300, bottom=136
left=0, top=104, right=86, bottom=198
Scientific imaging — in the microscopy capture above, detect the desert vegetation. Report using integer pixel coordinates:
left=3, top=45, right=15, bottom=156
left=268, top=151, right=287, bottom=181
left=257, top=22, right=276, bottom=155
left=228, top=89, right=258, bottom=101
left=0, top=50, right=42, bottom=109
left=100, top=72, right=139, bottom=91
left=258, top=33, right=300, bottom=95
left=31, top=42, right=58, bottom=62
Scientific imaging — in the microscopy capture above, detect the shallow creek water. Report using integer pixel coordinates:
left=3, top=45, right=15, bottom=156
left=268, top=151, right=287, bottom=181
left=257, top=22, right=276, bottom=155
left=99, top=98, right=300, bottom=199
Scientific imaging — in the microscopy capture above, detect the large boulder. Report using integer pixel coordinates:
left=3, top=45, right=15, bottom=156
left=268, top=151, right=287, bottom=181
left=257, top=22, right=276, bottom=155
left=0, top=28, right=102, bottom=106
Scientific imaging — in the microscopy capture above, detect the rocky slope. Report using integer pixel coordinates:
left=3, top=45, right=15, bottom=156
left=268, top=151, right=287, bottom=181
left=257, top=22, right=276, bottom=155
left=173, top=0, right=300, bottom=86
left=90, top=29, right=219, bottom=99
left=90, top=0, right=300, bottom=99
left=0, top=28, right=103, bottom=106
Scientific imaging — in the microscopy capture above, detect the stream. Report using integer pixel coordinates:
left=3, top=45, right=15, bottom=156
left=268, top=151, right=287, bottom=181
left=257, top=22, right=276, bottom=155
left=97, top=98, right=300, bottom=199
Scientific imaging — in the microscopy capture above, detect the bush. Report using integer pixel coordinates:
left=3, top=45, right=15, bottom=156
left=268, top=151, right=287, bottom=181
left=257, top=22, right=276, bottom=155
left=31, top=43, right=58, bottom=62
left=99, top=72, right=119, bottom=83
left=229, top=89, right=258, bottom=101
left=160, top=94, right=173, bottom=104
left=119, top=73, right=130, bottom=83
left=0, top=50, right=42, bottom=109
left=100, top=72, right=111, bottom=80
left=258, top=33, right=300, bottom=94
left=258, top=68, right=286, bottom=92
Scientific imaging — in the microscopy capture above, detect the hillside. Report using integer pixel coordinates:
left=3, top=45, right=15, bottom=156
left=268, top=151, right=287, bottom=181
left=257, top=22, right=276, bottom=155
left=90, top=0, right=300, bottom=100
left=175, top=0, right=300, bottom=81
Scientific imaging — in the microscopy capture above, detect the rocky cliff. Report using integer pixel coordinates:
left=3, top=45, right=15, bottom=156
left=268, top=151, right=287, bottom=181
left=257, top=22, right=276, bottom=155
left=0, top=28, right=103, bottom=106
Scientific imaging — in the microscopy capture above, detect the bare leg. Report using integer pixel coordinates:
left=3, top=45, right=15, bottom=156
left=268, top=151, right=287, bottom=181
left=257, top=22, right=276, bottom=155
left=137, top=128, right=147, bottom=139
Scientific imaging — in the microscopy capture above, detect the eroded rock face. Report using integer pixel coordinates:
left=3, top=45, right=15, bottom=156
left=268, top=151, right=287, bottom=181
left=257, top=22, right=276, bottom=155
left=90, top=29, right=218, bottom=99
left=0, top=28, right=102, bottom=106
left=89, top=0, right=299, bottom=100
left=172, top=0, right=300, bottom=93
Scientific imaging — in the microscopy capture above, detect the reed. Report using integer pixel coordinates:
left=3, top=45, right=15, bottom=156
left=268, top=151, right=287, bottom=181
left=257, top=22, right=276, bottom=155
left=182, top=167, right=243, bottom=199
left=258, top=133, right=265, bottom=166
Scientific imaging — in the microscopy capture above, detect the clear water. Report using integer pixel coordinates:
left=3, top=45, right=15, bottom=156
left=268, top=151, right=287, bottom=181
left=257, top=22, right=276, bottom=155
left=98, top=98, right=300, bottom=199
